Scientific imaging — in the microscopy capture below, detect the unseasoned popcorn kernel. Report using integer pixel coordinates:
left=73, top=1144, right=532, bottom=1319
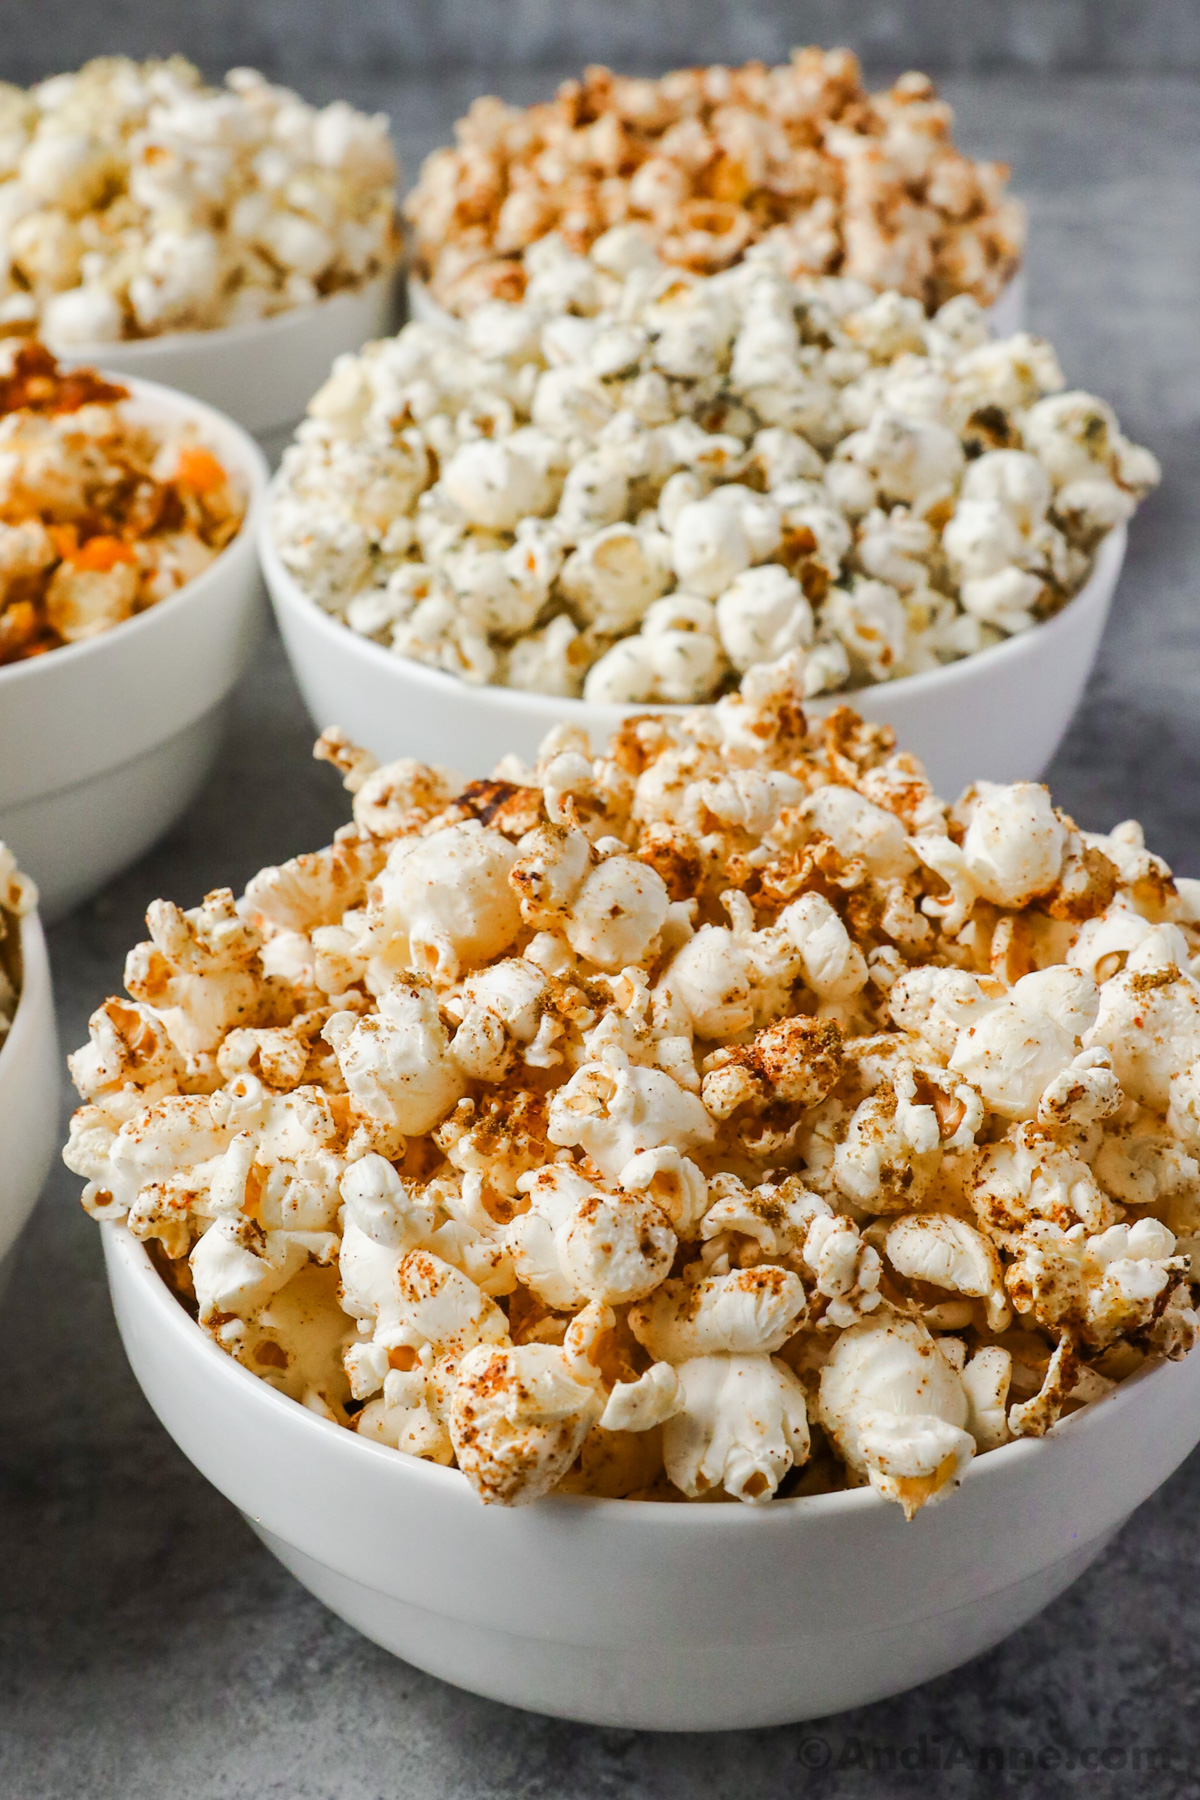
left=273, top=232, right=1154, bottom=708
left=0, top=58, right=398, bottom=343
left=68, top=665, right=1200, bottom=1511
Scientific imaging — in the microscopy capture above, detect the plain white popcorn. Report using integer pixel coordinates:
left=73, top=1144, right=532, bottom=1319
left=0, top=843, right=37, bottom=1044
left=66, top=670, right=1200, bottom=1511
left=273, top=235, right=1157, bottom=708
left=0, top=58, right=398, bottom=342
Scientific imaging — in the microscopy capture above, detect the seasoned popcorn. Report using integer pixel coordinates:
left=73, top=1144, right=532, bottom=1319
left=0, top=342, right=245, bottom=664
left=273, top=239, right=1157, bottom=706
left=0, top=58, right=398, bottom=344
left=0, top=843, right=36, bottom=1044
left=405, top=52, right=1024, bottom=318
left=66, top=664, right=1200, bottom=1513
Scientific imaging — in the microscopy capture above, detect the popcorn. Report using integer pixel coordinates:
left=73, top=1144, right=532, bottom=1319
left=505, top=1164, right=672, bottom=1309
left=1088, top=948, right=1200, bottom=1111
left=630, top=1268, right=808, bottom=1360
left=600, top=1361, right=680, bottom=1433
left=384, top=821, right=519, bottom=966
left=946, top=967, right=1100, bottom=1121
left=663, top=1354, right=810, bottom=1503
left=1005, top=1218, right=1188, bottom=1358
left=0, top=59, right=398, bottom=342
left=191, top=1213, right=310, bottom=1324
left=324, top=976, right=466, bottom=1148
left=960, top=781, right=1066, bottom=907
left=818, top=1314, right=976, bottom=1517
left=547, top=1060, right=714, bottom=1179
left=961, top=1344, right=1012, bottom=1449
left=68, top=668, right=1200, bottom=1510
left=559, top=523, right=672, bottom=635
left=885, top=1214, right=1010, bottom=1331
left=716, top=564, right=814, bottom=673
left=391, top=1250, right=509, bottom=1358
left=0, top=343, right=245, bottom=665
left=561, top=856, right=670, bottom=970
left=274, top=242, right=1156, bottom=708
left=406, top=54, right=1023, bottom=317
left=450, top=1340, right=602, bottom=1505
left=971, top=1125, right=1119, bottom=1248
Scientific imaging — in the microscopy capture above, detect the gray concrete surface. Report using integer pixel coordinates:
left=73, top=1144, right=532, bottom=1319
left=5, top=0, right=1200, bottom=82
left=1, top=69, right=1198, bottom=1800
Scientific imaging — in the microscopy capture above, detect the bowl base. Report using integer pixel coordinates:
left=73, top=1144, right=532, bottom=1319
left=249, top=1518, right=1117, bottom=1731
left=1, top=702, right=225, bottom=922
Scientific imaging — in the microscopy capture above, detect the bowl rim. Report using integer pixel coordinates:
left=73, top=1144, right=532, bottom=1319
left=259, top=488, right=1126, bottom=729
left=0, top=371, right=270, bottom=694
left=43, top=258, right=403, bottom=364
left=103, top=1214, right=1182, bottom=1526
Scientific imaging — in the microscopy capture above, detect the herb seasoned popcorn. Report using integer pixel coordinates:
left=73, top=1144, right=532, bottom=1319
left=66, top=664, right=1200, bottom=1512
left=0, top=58, right=398, bottom=344
left=0, top=342, right=245, bottom=665
left=273, top=239, right=1158, bottom=706
left=405, top=51, right=1024, bottom=317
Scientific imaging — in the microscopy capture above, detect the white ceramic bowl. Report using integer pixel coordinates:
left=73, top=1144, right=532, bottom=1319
left=406, top=265, right=1028, bottom=336
left=51, top=266, right=402, bottom=462
left=262, top=508, right=1124, bottom=801
left=103, top=1218, right=1200, bottom=1730
left=0, top=907, right=58, bottom=1284
left=0, top=379, right=270, bottom=921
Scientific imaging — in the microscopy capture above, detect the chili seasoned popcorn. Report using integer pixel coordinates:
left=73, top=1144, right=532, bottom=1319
left=273, top=241, right=1158, bottom=705
left=66, top=664, right=1200, bottom=1513
left=406, top=51, right=1024, bottom=318
left=0, top=342, right=245, bottom=664
left=0, top=844, right=36, bottom=1043
left=0, top=58, right=398, bottom=344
